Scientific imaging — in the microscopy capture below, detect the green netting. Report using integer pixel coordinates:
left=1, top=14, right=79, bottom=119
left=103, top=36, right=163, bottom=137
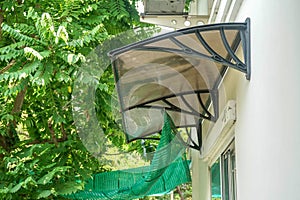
left=64, top=112, right=191, bottom=200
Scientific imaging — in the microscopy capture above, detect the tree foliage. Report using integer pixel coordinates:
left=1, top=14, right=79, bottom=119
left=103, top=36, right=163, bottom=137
left=0, top=0, right=149, bottom=199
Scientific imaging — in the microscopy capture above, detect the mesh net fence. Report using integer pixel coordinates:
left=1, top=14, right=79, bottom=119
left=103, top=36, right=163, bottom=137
left=64, top=112, right=191, bottom=200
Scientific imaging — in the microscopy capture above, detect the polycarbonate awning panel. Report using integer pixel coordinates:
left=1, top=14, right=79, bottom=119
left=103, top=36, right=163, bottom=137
left=109, top=19, right=250, bottom=144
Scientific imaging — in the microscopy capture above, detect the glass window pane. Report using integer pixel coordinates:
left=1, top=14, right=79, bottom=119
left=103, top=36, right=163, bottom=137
left=211, top=159, right=222, bottom=200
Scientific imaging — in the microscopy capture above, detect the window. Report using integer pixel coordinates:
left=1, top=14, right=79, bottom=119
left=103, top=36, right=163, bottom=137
left=210, top=140, right=237, bottom=200
left=211, top=159, right=222, bottom=200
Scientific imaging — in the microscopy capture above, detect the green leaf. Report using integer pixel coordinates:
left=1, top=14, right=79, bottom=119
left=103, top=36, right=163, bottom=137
left=10, top=183, right=22, bottom=193
left=53, top=112, right=66, bottom=124
left=23, top=177, right=37, bottom=189
left=1, top=114, right=14, bottom=121
left=41, top=163, right=56, bottom=171
left=55, top=71, right=70, bottom=82
left=39, top=50, right=51, bottom=58
left=37, top=166, right=70, bottom=185
left=24, top=47, right=43, bottom=60
left=37, top=190, right=52, bottom=199
left=98, top=83, right=109, bottom=92
left=0, top=187, right=10, bottom=194
left=0, top=60, right=41, bottom=82
left=55, top=182, right=84, bottom=195
left=1, top=23, right=37, bottom=45
left=56, top=26, right=69, bottom=44
left=67, top=53, right=75, bottom=64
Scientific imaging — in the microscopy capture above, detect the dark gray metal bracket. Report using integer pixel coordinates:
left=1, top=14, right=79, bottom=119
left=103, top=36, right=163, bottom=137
left=124, top=89, right=218, bottom=122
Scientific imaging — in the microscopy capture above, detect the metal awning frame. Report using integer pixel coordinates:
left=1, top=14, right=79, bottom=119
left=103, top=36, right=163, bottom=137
left=109, top=18, right=251, bottom=152
left=110, top=18, right=250, bottom=79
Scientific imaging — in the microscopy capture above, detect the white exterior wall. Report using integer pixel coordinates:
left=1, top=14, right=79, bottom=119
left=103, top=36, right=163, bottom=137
left=192, top=0, right=300, bottom=200
left=235, top=0, right=300, bottom=199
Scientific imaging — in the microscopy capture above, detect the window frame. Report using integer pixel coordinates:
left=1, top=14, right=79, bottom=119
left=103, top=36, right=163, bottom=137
left=209, top=139, right=237, bottom=200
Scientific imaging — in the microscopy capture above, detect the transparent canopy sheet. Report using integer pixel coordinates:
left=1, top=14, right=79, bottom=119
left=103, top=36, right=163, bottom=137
left=109, top=19, right=250, bottom=142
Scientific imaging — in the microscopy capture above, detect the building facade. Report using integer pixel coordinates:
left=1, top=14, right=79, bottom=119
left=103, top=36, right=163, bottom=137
left=191, top=0, right=300, bottom=200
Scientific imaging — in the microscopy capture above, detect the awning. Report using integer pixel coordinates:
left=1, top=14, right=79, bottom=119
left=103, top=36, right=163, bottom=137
left=109, top=19, right=250, bottom=150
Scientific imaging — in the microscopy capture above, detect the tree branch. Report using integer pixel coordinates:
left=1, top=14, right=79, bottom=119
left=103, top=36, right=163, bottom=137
left=61, top=123, right=67, bottom=140
left=8, top=85, right=28, bottom=141
left=48, top=121, right=58, bottom=146
left=176, top=186, right=185, bottom=200
left=0, top=135, right=8, bottom=151
left=0, top=60, right=16, bottom=74
left=0, top=73, right=27, bottom=152
left=27, top=137, right=68, bottom=145
left=11, top=85, right=27, bottom=114
left=25, top=123, right=68, bottom=146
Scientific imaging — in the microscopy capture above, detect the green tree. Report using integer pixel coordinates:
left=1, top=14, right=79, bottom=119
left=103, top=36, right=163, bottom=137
left=0, top=0, right=149, bottom=199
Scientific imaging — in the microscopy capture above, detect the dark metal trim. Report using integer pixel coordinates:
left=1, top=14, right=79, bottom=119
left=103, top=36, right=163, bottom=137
left=123, top=89, right=216, bottom=121
left=140, top=12, right=189, bottom=16
left=196, top=121, right=202, bottom=152
left=180, top=96, right=205, bottom=117
left=220, top=28, right=245, bottom=71
left=174, top=128, right=200, bottom=151
left=134, top=43, right=239, bottom=70
left=197, top=92, right=213, bottom=120
left=195, top=30, right=232, bottom=66
left=123, top=89, right=210, bottom=110
left=127, top=124, right=201, bottom=151
left=108, top=21, right=248, bottom=57
left=244, top=18, right=251, bottom=80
